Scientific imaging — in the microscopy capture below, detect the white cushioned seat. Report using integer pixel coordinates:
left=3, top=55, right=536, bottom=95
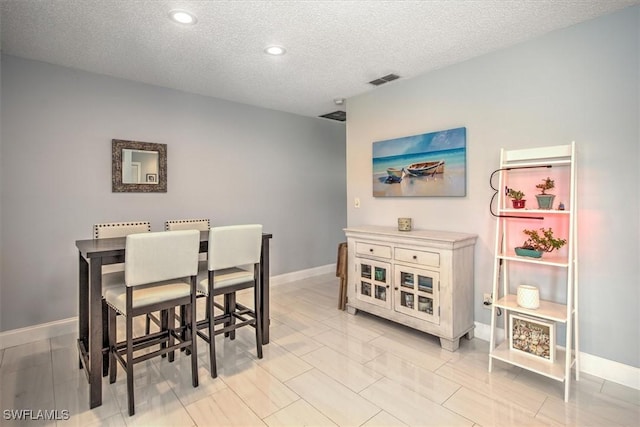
left=102, top=264, right=126, bottom=275
left=105, top=279, right=192, bottom=315
left=197, top=267, right=254, bottom=295
left=102, top=271, right=125, bottom=290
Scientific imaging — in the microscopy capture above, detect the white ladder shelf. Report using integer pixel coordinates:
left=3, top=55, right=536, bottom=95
left=488, top=142, right=578, bottom=402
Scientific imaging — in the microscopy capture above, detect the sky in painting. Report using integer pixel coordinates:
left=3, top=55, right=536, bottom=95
left=372, top=127, right=466, bottom=159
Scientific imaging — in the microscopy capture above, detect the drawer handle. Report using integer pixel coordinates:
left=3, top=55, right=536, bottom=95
left=412, top=255, right=417, bottom=260
left=369, top=248, right=374, bottom=252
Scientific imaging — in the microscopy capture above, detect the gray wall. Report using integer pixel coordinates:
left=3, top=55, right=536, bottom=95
left=0, top=55, right=347, bottom=331
left=346, top=7, right=639, bottom=367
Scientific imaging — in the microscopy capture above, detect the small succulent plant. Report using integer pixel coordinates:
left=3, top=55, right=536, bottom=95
left=507, top=189, right=525, bottom=200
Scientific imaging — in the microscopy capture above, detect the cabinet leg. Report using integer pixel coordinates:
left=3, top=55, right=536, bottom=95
left=346, top=305, right=357, bottom=315
left=439, top=337, right=460, bottom=351
left=465, top=329, right=475, bottom=340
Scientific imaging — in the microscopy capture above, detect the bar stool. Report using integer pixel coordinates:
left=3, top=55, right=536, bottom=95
left=94, top=221, right=151, bottom=374
left=105, top=230, right=200, bottom=416
left=196, top=224, right=263, bottom=378
left=145, top=218, right=211, bottom=335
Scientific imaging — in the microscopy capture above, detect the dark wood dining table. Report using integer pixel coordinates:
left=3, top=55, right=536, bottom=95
left=75, top=231, right=273, bottom=409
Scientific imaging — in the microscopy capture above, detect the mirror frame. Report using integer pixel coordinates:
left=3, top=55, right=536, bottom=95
left=112, top=139, right=167, bottom=192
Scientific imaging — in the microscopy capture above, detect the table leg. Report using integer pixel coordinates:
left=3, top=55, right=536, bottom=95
left=78, top=253, right=89, bottom=368
left=102, top=301, right=109, bottom=376
left=89, top=258, right=103, bottom=408
left=260, top=238, right=270, bottom=344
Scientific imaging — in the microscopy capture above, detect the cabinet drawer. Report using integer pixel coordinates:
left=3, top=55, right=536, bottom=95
left=355, top=242, right=392, bottom=259
left=395, top=247, right=440, bottom=267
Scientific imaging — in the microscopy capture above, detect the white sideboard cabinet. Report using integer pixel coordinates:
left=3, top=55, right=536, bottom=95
left=344, top=226, right=477, bottom=351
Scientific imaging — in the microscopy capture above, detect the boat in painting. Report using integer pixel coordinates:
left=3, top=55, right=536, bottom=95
left=405, top=160, right=445, bottom=176
left=385, top=167, right=404, bottom=183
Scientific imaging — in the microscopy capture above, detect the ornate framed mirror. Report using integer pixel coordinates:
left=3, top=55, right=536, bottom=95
left=112, top=139, right=167, bottom=192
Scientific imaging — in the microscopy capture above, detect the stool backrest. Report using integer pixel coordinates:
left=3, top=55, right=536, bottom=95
left=125, top=230, right=200, bottom=286
left=94, top=221, right=151, bottom=239
left=165, top=219, right=210, bottom=231
left=207, top=225, right=262, bottom=271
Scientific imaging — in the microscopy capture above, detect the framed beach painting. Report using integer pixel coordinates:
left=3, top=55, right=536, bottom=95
left=372, top=127, right=466, bottom=197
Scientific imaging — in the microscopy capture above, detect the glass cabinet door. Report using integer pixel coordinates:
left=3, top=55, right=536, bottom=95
left=355, top=258, right=391, bottom=309
left=395, top=265, right=439, bottom=323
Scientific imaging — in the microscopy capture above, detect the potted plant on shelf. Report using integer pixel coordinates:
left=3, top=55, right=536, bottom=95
left=507, top=189, right=526, bottom=209
left=535, top=177, right=555, bottom=209
left=515, top=227, right=567, bottom=258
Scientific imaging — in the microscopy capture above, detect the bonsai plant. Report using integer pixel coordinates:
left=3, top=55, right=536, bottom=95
left=535, top=177, right=555, bottom=209
left=515, top=227, right=567, bottom=258
left=507, top=188, right=526, bottom=209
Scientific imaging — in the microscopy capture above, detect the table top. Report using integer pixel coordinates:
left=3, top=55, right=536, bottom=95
left=76, top=231, right=273, bottom=258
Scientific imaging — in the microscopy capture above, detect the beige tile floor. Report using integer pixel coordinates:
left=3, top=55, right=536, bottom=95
left=1, top=273, right=638, bottom=426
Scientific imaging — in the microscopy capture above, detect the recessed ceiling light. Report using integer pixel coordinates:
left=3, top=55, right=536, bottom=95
left=264, top=45, right=286, bottom=56
left=169, top=9, right=197, bottom=25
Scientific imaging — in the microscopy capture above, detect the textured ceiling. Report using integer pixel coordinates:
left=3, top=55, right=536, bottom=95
left=1, top=0, right=637, bottom=120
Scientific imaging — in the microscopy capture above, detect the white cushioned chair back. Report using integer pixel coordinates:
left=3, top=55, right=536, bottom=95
left=165, top=219, right=210, bottom=231
left=165, top=219, right=210, bottom=262
left=208, top=225, right=262, bottom=271
left=94, top=221, right=151, bottom=239
left=164, top=219, right=211, bottom=231
left=125, top=230, right=200, bottom=287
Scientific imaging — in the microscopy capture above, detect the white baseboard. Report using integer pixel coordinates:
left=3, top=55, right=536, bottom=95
left=580, top=352, right=640, bottom=390
left=474, top=320, right=505, bottom=343
left=0, top=317, right=77, bottom=350
left=474, top=321, right=640, bottom=390
left=270, top=263, right=335, bottom=286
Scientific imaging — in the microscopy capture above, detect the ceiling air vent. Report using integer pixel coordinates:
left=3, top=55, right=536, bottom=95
left=319, top=110, right=346, bottom=122
left=368, top=73, right=400, bottom=86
